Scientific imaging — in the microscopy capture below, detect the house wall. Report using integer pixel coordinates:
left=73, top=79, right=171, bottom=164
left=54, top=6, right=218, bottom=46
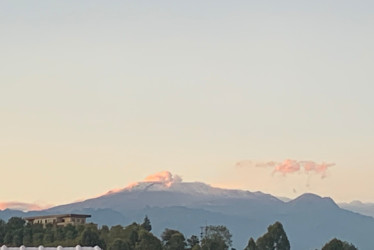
left=27, top=216, right=88, bottom=227
left=33, top=217, right=58, bottom=225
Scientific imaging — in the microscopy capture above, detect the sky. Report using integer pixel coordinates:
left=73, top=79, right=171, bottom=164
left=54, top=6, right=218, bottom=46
left=1, top=0, right=374, bottom=208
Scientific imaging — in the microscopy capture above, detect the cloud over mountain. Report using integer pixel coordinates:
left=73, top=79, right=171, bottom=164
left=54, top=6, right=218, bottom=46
left=236, top=159, right=334, bottom=178
left=105, top=171, right=183, bottom=195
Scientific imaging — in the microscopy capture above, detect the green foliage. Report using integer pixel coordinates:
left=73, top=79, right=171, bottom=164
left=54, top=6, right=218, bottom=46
left=161, top=228, right=186, bottom=250
left=32, top=232, right=43, bottom=246
left=141, top=216, right=152, bottom=232
left=135, top=229, right=162, bottom=250
left=191, top=245, right=202, bottom=250
left=54, top=226, right=65, bottom=242
left=321, top=238, right=358, bottom=250
left=256, top=221, right=290, bottom=250
left=187, top=235, right=200, bottom=249
left=245, top=237, right=257, bottom=250
left=79, top=227, right=101, bottom=247
left=5, top=216, right=358, bottom=250
left=0, top=219, right=6, bottom=243
left=6, top=217, right=25, bottom=231
left=43, top=224, right=55, bottom=244
left=22, top=225, right=32, bottom=246
left=12, top=229, right=23, bottom=247
left=0, top=216, right=164, bottom=249
left=3, top=232, right=13, bottom=245
left=109, top=239, right=130, bottom=250
left=65, top=224, right=78, bottom=240
left=201, top=225, right=232, bottom=250
left=109, top=225, right=127, bottom=241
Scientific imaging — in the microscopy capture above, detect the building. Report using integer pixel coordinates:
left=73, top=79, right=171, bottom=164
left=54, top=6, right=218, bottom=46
left=24, top=214, right=91, bottom=227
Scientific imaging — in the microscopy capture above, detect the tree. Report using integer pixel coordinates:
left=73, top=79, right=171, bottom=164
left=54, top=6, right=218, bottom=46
left=135, top=230, right=162, bottom=250
left=80, top=228, right=101, bottom=247
left=99, top=225, right=110, bottom=249
left=245, top=237, right=257, bottom=250
left=122, top=223, right=139, bottom=248
left=12, top=229, right=23, bottom=247
left=109, top=225, right=126, bottom=241
left=161, top=228, right=186, bottom=250
left=141, top=216, right=152, bottom=232
left=53, top=225, right=66, bottom=242
left=64, top=224, right=78, bottom=240
left=32, top=233, right=43, bottom=246
left=191, top=245, right=202, bottom=250
left=3, top=232, right=13, bottom=246
left=201, top=225, right=232, bottom=250
left=6, top=217, right=25, bottom=231
left=187, top=235, right=200, bottom=249
left=43, top=224, right=55, bottom=244
left=322, top=238, right=357, bottom=250
left=256, top=222, right=290, bottom=250
left=0, top=219, right=6, bottom=244
left=22, top=224, right=32, bottom=246
left=109, top=239, right=130, bottom=250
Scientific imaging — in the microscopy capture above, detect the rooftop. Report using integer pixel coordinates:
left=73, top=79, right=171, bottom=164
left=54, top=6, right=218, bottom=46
left=24, top=214, right=91, bottom=220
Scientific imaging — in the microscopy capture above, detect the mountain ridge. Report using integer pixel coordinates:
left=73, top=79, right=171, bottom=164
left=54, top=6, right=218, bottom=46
left=1, top=177, right=373, bottom=249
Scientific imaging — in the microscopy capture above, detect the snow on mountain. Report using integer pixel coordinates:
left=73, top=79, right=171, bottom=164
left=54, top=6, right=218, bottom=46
left=110, top=180, right=274, bottom=200
left=2, top=171, right=374, bottom=249
left=45, top=171, right=282, bottom=215
left=102, top=171, right=269, bottom=199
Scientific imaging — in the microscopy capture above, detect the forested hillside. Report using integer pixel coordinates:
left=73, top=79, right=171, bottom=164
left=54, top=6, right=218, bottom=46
left=0, top=216, right=357, bottom=250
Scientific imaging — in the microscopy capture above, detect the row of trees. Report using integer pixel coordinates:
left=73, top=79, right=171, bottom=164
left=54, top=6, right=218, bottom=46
left=243, top=222, right=357, bottom=250
left=0, top=216, right=357, bottom=250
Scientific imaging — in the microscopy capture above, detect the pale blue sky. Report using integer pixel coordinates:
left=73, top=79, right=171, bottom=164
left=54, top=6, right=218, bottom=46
left=1, top=1, right=374, bottom=206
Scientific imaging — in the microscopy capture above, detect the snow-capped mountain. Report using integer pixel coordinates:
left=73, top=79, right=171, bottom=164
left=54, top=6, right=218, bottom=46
left=45, top=179, right=282, bottom=215
left=2, top=171, right=374, bottom=249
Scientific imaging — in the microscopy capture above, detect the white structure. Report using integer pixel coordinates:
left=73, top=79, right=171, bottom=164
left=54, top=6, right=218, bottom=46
left=0, top=246, right=101, bottom=250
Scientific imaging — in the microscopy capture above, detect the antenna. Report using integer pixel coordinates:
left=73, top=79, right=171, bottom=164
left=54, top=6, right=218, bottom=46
left=200, top=226, right=204, bottom=240
left=200, top=220, right=208, bottom=240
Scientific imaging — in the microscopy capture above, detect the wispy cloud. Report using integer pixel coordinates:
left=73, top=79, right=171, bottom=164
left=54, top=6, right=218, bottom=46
left=273, top=159, right=301, bottom=174
left=236, top=159, right=334, bottom=178
left=104, top=171, right=183, bottom=196
left=143, top=171, right=182, bottom=186
left=300, top=161, right=335, bottom=178
left=0, top=202, right=51, bottom=211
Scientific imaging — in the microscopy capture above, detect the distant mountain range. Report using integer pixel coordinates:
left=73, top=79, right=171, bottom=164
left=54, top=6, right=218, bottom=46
left=1, top=179, right=374, bottom=249
left=338, top=201, right=374, bottom=218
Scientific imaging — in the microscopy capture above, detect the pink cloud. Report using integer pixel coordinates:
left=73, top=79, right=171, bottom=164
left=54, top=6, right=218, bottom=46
left=273, top=159, right=301, bottom=175
left=300, top=161, right=335, bottom=178
left=140, top=171, right=182, bottom=187
left=0, top=202, right=50, bottom=211
left=103, top=171, right=183, bottom=196
left=236, top=159, right=334, bottom=179
left=144, top=171, right=173, bottom=183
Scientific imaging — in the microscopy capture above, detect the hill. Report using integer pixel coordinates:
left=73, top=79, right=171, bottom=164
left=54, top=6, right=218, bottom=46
left=1, top=174, right=373, bottom=249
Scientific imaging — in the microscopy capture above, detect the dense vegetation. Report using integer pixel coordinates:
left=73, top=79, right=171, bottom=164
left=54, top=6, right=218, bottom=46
left=0, top=216, right=357, bottom=250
